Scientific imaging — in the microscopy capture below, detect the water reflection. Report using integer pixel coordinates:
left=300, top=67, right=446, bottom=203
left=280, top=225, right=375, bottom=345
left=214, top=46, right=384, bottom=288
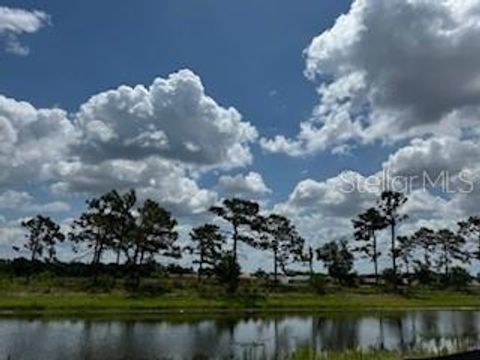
left=1, top=311, right=480, bottom=359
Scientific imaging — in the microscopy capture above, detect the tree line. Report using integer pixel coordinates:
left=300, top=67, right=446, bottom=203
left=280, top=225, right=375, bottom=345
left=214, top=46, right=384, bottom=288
left=10, top=188, right=480, bottom=292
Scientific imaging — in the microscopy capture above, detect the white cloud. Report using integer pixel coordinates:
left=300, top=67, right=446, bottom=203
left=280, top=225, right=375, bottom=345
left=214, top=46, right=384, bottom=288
left=0, top=219, right=23, bottom=258
left=0, top=6, right=50, bottom=55
left=268, top=170, right=473, bottom=274
left=75, top=69, right=257, bottom=169
left=217, top=172, right=271, bottom=198
left=0, top=190, right=70, bottom=214
left=0, top=95, right=76, bottom=189
left=0, top=69, right=258, bottom=217
left=55, top=69, right=256, bottom=215
left=383, top=136, right=480, bottom=179
left=262, top=0, right=480, bottom=156
left=49, top=155, right=217, bottom=217
left=28, top=201, right=71, bottom=214
left=0, top=190, right=32, bottom=209
left=380, top=136, right=480, bottom=215
left=278, top=171, right=378, bottom=218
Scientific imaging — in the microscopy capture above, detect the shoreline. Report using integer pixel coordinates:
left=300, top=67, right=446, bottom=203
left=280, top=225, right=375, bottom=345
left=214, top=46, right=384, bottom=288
left=1, top=291, right=480, bottom=318
left=2, top=306, right=480, bottom=318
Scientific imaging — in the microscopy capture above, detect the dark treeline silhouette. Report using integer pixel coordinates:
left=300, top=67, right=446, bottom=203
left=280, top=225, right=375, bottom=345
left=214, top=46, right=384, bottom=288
left=4, top=188, right=480, bottom=293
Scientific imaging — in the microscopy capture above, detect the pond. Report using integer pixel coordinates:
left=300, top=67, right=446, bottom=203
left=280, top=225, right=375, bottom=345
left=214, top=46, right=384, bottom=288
left=1, top=311, right=480, bottom=359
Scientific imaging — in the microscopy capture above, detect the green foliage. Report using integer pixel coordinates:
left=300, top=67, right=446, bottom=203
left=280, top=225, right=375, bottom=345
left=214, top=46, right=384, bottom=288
left=382, top=268, right=397, bottom=289
left=214, top=253, right=241, bottom=294
left=459, top=216, right=480, bottom=259
left=309, top=274, right=328, bottom=294
left=209, top=197, right=261, bottom=263
left=253, top=268, right=268, bottom=281
left=377, top=191, right=408, bottom=284
left=412, top=263, right=438, bottom=286
left=317, top=240, right=354, bottom=286
left=257, top=213, right=305, bottom=282
left=352, top=207, right=386, bottom=283
left=136, top=280, right=170, bottom=297
left=18, top=215, right=65, bottom=263
left=434, top=229, right=469, bottom=276
left=87, top=274, right=116, bottom=292
left=188, top=224, right=225, bottom=279
left=442, top=266, right=471, bottom=290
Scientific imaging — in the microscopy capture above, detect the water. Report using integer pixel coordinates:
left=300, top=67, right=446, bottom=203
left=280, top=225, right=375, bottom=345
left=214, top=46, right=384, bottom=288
left=1, top=311, right=480, bottom=359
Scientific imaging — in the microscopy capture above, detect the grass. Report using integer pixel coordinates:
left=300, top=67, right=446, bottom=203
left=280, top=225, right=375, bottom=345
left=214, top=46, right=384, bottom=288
left=287, top=347, right=463, bottom=360
left=1, top=289, right=480, bottom=316
left=289, top=349, right=402, bottom=360
left=1, top=275, right=480, bottom=316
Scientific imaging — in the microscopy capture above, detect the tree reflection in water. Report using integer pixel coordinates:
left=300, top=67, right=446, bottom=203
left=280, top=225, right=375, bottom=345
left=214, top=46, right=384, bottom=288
left=1, top=311, right=480, bottom=360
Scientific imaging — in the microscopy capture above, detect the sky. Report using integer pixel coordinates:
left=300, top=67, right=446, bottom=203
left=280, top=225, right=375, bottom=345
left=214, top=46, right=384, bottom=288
left=1, top=0, right=480, bottom=272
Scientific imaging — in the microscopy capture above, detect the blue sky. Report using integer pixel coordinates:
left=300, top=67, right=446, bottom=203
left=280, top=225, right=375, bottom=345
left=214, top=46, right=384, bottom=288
left=2, top=0, right=480, bottom=271
left=1, top=0, right=380, bottom=204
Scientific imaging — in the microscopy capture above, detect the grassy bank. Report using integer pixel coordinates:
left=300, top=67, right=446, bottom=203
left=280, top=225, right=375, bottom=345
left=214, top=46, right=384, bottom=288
left=289, top=349, right=402, bottom=360
left=1, top=289, right=480, bottom=315
left=288, top=349, right=437, bottom=360
left=1, top=275, right=480, bottom=315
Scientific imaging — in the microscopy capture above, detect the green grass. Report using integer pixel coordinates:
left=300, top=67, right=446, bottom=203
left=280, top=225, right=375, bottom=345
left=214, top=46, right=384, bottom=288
left=1, top=289, right=480, bottom=316
left=1, top=275, right=480, bottom=315
left=288, top=347, right=457, bottom=360
left=289, top=349, right=402, bottom=360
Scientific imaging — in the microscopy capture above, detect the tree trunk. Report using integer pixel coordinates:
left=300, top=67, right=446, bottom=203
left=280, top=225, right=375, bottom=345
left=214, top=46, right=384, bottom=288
left=372, top=231, right=378, bottom=285
left=113, top=247, right=122, bottom=286
left=444, top=244, right=449, bottom=276
left=92, top=239, right=104, bottom=285
left=273, top=247, right=278, bottom=286
left=129, top=243, right=141, bottom=290
left=232, top=224, right=238, bottom=265
left=308, top=247, right=314, bottom=280
left=391, top=222, right=397, bottom=289
left=115, top=248, right=121, bottom=266
left=198, top=250, right=204, bottom=281
left=27, top=240, right=40, bottom=283
left=477, top=233, right=480, bottom=260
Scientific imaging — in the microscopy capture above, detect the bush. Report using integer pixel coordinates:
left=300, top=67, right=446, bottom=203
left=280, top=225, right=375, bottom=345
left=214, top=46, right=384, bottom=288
left=413, top=263, right=438, bottom=287
left=444, top=267, right=471, bottom=290
left=137, top=281, right=170, bottom=296
left=88, top=274, right=115, bottom=292
left=310, top=274, right=328, bottom=294
left=382, top=268, right=398, bottom=289
left=214, top=253, right=240, bottom=294
left=253, top=268, right=268, bottom=281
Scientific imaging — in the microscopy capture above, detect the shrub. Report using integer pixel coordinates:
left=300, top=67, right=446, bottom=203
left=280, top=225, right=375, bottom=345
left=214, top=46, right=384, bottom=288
left=444, top=267, right=471, bottom=290
left=214, top=253, right=240, bottom=294
left=310, top=274, right=328, bottom=294
left=413, top=263, right=438, bottom=287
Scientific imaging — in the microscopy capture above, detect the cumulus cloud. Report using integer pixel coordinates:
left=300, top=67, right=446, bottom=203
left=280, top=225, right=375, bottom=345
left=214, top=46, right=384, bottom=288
left=0, top=95, right=76, bottom=189
left=0, top=190, right=70, bottom=214
left=270, top=171, right=379, bottom=255
left=57, top=69, right=255, bottom=215
left=0, top=6, right=50, bottom=55
left=271, top=170, right=469, bottom=274
left=262, top=0, right=480, bottom=156
left=217, top=172, right=271, bottom=198
left=50, top=158, right=217, bottom=216
left=0, top=219, right=23, bottom=258
left=74, top=69, right=257, bottom=169
left=380, top=136, right=480, bottom=213
left=383, top=136, right=480, bottom=186
left=0, top=69, right=258, bottom=217
left=277, top=171, right=378, bottom=219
